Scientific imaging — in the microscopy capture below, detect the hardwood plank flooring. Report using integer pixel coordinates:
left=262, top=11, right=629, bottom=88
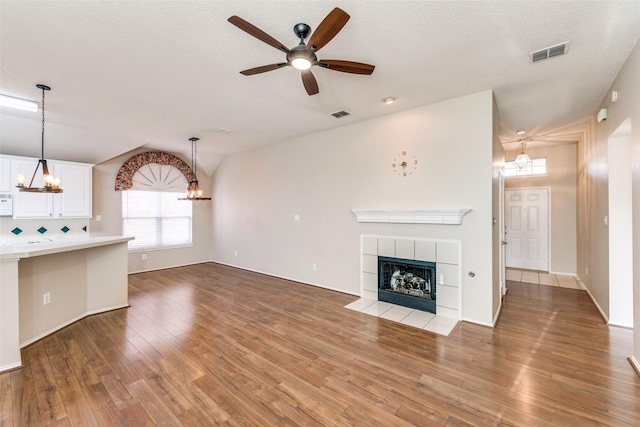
left=2, top=262, right=639, bottom=426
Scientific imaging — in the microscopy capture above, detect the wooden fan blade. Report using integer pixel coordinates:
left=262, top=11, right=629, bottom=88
left=301, top=70, right=319, bottom=95
left=228, top=16, right=290, bottom=53
left=319, top=60, right=375, bottom=75
left=307, top=7, right=350, bottom=52
left=240, top=63, right=288, bottom=75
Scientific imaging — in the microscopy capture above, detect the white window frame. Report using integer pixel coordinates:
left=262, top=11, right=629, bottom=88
left=122, top=162, right=192, bottom=251
left=505, top=157, right=548, bottom=178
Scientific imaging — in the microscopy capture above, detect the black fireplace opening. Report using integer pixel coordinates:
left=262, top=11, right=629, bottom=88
left=378, top=256, right=436, bottom=313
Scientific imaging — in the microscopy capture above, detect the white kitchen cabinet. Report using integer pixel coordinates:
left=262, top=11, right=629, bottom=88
left=10, top=157, right=93, bottom=219
left=53, top=162, right=92, bottom=218
left=0, top=157, right=12, bottom=192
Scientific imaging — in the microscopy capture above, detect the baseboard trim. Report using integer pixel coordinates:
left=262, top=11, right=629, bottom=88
left=549, top=270, right=578, bottom=276
left=492, top=300, right=503, bottom=327
left=20, top=304, right=129, bottom=348
left=0, top=361, right=22, bottom=374
left=579, top=278, right=609, bottom=324
left=628, top=356, right=640, bottom=378
left=607, top=322, right=633, bottom=329
left=461, top=317, right=494, bottom=328
left=209, top=259, right=361, bottom=297
left=129, top=260, right=210, bottom=275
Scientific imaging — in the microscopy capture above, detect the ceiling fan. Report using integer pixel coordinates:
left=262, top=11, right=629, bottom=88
left=228, top=7, right=375, bottom=96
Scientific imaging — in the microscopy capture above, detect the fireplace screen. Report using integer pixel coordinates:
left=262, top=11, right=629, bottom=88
left=378, top=256, right=436, bottom=313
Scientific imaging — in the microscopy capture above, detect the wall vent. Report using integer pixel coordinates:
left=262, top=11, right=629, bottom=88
left=330, top=110, right=350, bottom=118
left=529, top=41, right=570, bottom=63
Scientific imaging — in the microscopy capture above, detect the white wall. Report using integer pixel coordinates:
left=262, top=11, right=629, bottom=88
left=505, top=143, right=577, bottom=274
left=211, top=91, right=500, bottom=326
left=577, top=40, right=639, bottom=367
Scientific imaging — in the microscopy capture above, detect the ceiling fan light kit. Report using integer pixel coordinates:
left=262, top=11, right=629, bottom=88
left=228, top=7, right=375, bottom=96
left=16, top=84, right=63, bottom=193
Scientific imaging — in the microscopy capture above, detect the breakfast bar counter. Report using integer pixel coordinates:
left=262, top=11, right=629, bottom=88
left=0, top=235, right=133, bottom=372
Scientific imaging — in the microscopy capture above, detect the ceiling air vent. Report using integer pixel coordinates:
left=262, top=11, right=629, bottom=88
left=529, top=41, right=570, bottom=63
left=330, top=110, right=350, bottom=118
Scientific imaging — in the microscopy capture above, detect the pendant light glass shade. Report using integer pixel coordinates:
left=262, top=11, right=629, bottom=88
left=16, top=84, right=63, bottom=193
left=515, top=139, right=531, bottom=170
left=179, top=137, right=211, bottom=201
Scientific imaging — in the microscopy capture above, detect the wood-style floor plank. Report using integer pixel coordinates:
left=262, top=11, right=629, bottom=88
left=2, top=262, right=639, bottom=426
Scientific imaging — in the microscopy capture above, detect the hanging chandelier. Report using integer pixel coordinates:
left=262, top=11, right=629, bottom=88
left=514, top=138, right=531, bottom=170
left=179, top=137, right=211, bottom=201
left=16, top=84, right=63, bottom=193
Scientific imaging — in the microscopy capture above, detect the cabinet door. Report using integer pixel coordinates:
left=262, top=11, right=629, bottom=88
left=12, top=158, right=54, bottom=218
left=53, top=163, right=92, bottom=218
left=0, top=158, right=12, bottom=193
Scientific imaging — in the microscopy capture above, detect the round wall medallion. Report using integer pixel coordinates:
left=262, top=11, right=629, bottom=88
left=392, top=151, right=418, bottom=176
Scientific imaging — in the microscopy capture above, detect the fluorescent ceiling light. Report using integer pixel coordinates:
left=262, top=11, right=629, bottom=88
left=0, top=94, right=38, bottom=112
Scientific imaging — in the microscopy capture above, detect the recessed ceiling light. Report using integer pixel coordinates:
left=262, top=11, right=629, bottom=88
left=516, top=129, right=526, bottom=135
left=0, top=93, right=38, bottom=112
left=382, top=96, right=397, bottom=105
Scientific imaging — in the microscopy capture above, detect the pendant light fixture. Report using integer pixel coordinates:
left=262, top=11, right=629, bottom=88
left=514, top=138, right=531, bottom=170
left=15, top=84, right=63, bottom=193
left=179, top=137, right=211, bottom=201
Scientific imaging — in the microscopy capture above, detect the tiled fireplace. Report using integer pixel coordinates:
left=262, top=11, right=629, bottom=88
left=361, top=235, right=461, bottom=320
left=378, top=256, right=436, bottom=313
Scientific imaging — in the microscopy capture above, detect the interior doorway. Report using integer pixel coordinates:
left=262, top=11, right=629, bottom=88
left=505, top=187, right=549, bottom=271
left=608, top=118, right=633, bottom=328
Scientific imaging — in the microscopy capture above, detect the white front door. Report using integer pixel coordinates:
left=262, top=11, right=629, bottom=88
left=505, top=188, right=549, bottom=271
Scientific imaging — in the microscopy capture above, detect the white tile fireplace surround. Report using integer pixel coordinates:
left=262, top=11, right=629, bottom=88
left=360, top=235, right=462, bottom=321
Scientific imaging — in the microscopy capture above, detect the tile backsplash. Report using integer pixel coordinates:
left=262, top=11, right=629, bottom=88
left=0, top=218, right=89, bottom=245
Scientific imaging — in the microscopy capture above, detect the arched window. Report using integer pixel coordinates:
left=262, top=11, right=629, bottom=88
left=117, top=152, right=193, bottom=251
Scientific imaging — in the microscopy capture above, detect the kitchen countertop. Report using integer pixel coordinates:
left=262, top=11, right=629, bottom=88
left=0, top=235, right=134, bottom=261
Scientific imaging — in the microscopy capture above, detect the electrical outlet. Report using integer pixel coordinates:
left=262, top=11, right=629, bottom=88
left=234, top=250, right=238, bottom=257
left=43, top=292, right=51, bottom=305
left=312, top=263, right=317, bottom=271
left=142, top=254, right=147, bottom=260
left=294, top=214, right=300, bottom=222
left=96, top=214, right=102, bottom=222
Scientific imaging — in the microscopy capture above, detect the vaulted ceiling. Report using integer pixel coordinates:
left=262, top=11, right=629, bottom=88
left=1, top=1, right=639, bottom=175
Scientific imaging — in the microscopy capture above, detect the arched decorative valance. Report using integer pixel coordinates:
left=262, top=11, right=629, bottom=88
left=115, top=151, right=194, bottom=191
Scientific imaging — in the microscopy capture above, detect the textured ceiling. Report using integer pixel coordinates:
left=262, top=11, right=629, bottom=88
left=1, top=1, right=639, bottom=176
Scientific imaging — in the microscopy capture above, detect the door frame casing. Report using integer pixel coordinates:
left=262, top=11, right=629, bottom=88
left=504, top=186, right=551, bottom=272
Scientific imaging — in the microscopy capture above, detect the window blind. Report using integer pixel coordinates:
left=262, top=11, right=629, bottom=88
left=122, top=190, right=192, bottom=250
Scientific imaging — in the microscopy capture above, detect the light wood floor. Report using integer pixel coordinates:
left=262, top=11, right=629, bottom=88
left=2, top=262, right=639, bottom=426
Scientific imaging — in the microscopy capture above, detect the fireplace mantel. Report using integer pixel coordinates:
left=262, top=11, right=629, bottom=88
left=351, top=209, right=471, bottom=225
